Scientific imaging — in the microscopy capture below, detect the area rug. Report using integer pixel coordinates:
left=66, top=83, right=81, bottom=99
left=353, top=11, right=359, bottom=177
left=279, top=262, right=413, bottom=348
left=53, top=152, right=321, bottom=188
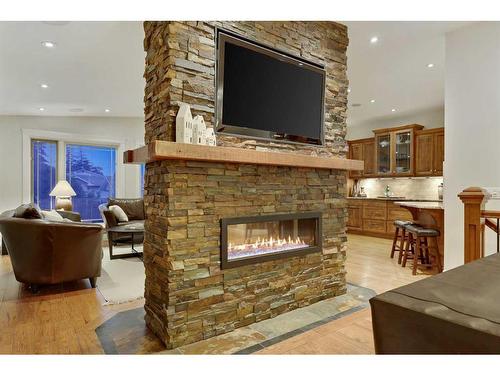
left=97, top=245, right=145, bottom=305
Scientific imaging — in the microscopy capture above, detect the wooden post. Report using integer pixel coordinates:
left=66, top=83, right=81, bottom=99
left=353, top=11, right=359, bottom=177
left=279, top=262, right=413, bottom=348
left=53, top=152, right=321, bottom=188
left=458, top=187, right=486, bottom=263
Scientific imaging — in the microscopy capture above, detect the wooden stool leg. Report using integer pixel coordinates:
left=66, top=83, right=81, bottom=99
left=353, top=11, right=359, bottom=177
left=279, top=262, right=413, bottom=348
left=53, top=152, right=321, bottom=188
left=413, top=235, right=421, bottom=275
left=402, top=232, right=412, bottom=267
left=398, top=229, right=406, bottom=264
left=434, top=237, right=443, bottom=273
left=424, top=237, right=430, bottom=264
left=390, top=227, right=400, bottom=258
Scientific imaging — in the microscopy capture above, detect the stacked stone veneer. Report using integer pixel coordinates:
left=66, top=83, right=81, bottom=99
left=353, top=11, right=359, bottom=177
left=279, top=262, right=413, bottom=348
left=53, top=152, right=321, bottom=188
left=142, top=21, right=349, bottom=348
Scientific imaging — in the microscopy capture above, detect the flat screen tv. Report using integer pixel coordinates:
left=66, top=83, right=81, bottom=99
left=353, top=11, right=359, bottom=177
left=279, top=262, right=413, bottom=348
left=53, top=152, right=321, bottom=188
left=216, top=30, right=326, bottom=145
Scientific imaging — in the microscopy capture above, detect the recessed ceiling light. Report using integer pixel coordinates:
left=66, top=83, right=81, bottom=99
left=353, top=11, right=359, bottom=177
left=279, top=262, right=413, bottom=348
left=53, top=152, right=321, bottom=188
left=40, top=83, right=49, bottom=89
left=347, top=88, right=351, bottom=93
left=391, top=108, right=396, bottom=112
left=41, top=41, right=56, bottom=48
left=370, top=99, right=376, bottom=103
left=105, top=109, right=111, bottom=113
left=39, top=107, right=45, bottom=111
left=427, top=63, right=435, bottom=68
left=370, top=36, right=379, bottom=44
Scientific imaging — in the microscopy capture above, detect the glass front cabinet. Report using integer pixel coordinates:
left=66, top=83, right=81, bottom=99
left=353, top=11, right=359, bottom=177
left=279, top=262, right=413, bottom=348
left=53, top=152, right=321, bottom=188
left=374, top=124, right=424, bottom=176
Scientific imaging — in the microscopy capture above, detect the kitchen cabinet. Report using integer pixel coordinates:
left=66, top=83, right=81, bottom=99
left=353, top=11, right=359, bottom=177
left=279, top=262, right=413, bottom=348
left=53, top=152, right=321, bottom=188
left=346, top=200, right=363, bottom=230
left=348, top=142, right=364, bottom=179
left=415, top=128, right=444, bottom=176
left=348, top=138, right=375, bottom=178
left=347, top=199, right=414, bottom=238
left=348, top=125, right=443, bottom=179
left=363, top=140, right=375, bottom=176
left=374, top=124, right=424, bottom=177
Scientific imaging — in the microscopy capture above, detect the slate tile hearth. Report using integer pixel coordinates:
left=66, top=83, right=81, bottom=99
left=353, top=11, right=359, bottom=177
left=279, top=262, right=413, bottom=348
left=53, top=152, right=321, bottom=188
left=95, top=284, right=374, bottom=354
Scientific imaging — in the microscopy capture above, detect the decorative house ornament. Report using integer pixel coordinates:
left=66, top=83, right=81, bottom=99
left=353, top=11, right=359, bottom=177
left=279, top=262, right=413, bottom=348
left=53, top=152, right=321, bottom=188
left=175, top=103, right=193, bottom=144
left=193, top=115, right=207, bottom=145
left=205, top=127, right=216, bottom=146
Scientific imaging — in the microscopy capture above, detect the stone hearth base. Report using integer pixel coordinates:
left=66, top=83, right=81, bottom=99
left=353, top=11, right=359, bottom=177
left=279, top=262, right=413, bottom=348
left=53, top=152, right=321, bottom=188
left=95, top=284, right=374, bottom=354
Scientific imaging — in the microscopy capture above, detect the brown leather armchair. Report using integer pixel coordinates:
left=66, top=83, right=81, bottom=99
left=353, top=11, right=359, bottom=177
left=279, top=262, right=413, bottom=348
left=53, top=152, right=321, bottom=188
left=0, top=210, right=103, bottom=292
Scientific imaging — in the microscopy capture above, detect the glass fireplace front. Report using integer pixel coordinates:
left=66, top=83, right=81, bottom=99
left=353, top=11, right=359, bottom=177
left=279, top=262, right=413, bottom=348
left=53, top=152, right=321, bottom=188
left=220, top=212, right=321, bottom=269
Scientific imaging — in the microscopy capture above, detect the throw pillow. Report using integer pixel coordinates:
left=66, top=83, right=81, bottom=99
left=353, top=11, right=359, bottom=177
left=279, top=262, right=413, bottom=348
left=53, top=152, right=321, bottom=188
left=14, top=203, right=43, bottom=219
left=109, top=205, right=129, bottom=222
left=42, top=210, right=64, bottom=222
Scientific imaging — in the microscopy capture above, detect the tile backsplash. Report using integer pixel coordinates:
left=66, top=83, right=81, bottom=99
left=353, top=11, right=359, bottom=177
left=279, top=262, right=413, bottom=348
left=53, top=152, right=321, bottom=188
left=355, top=177, right=444, bottom=200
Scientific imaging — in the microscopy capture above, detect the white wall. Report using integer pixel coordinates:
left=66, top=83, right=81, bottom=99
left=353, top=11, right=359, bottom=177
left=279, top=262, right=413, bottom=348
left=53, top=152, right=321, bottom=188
left=445, top=22, right=500, bottom=270
left=0, top=115, right=144, bottom=214
left=346, top=106, right=444, bottom=140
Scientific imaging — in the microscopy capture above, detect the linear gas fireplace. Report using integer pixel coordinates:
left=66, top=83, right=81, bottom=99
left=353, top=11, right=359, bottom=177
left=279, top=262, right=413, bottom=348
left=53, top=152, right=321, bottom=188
left=220, top=212, right=322, bottom=269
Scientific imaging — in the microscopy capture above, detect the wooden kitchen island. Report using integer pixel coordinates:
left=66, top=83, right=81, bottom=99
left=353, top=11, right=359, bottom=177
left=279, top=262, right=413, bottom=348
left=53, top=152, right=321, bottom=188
left=396, top=201, right=444, bottom=264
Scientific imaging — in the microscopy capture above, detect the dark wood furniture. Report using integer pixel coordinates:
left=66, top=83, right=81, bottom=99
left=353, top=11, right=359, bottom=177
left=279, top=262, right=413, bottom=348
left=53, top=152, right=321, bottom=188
left=107, top=224, right=144, bottom=260
left=403, top=224, right=442, bottom=275
left=370, top=253, right=500, bottom=354
left=390, top=220, right=411, bottom=262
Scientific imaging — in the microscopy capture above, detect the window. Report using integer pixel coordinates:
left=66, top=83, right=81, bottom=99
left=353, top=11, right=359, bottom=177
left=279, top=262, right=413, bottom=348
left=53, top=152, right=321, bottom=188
left=140, top=164, right=145, bottom=197
left=66, top=144, right=117, bottom=222
left=31, top=140, right=57, bottom=210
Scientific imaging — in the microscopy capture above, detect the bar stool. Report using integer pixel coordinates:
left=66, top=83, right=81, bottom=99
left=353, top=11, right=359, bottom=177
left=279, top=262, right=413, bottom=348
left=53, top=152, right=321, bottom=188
left=390, top=220, right=412, bottom=264
left=403, top=224, right=442, bottom=275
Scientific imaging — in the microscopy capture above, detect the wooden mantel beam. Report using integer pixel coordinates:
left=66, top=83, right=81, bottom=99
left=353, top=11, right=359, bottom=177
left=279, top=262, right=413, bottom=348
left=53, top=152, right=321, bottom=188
left=124, top=141, right=364, bottom=171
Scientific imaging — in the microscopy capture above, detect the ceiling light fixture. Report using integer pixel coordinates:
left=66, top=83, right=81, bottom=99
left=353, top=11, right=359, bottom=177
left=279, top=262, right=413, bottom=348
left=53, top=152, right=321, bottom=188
left=347, top=88, right=351, bottom=93
left=370, top=99, right=376, bottom=103
left=39, top=107, right=45, bottom=111
left=41, top=41, right=56, bottom=48
left=427, top=63, right=435, bottom=68
left=370, top=36, right=379, bottom=44
left=105, top=109, right=111, bottom=113
left=391, top=108, right=396, bottom=112
left=40, top=83, right=49, bottom=89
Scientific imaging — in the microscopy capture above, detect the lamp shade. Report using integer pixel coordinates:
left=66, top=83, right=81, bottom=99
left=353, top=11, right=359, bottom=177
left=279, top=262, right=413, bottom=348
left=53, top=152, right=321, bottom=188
left=49, top=180, right=76, bottom=197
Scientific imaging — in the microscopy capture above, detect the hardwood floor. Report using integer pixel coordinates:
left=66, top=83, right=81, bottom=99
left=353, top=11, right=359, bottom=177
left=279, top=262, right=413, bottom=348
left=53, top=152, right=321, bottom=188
left=257, top=234, right=432, bottom=354
left=0, top=234, right=432, bottom=354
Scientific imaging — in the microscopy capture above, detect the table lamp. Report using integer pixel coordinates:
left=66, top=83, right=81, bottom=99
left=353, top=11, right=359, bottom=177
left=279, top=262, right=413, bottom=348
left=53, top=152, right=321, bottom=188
left=49, top=180, right=76, bottom=211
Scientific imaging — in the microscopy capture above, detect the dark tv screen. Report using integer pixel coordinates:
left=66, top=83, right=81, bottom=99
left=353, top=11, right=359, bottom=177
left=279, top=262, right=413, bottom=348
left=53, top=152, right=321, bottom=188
left=218, top=32, right=325, bottom=144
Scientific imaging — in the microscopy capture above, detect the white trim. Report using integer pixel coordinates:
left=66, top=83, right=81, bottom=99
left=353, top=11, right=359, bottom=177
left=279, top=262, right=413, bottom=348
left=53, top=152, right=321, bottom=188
left=22, top=129, right=126, bottom=204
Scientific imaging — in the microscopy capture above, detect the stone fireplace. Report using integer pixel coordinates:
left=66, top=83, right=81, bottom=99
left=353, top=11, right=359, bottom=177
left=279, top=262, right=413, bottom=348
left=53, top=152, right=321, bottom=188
left=133, top=21, right=353, bottom=349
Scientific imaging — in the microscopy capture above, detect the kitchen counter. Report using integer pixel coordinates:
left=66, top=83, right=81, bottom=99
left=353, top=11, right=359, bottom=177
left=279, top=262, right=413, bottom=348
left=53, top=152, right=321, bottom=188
left=395, top=201, right=444, bottom=210
left=348, top=197, right=442, bottom=202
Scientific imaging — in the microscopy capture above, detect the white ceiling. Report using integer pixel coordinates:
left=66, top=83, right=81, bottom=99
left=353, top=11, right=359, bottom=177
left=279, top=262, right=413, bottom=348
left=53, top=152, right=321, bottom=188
left=0, top=21, right=145, bottom=117
left=344, top=21, right=471, bottom=127
left=0, top=21, right=472, bottom=122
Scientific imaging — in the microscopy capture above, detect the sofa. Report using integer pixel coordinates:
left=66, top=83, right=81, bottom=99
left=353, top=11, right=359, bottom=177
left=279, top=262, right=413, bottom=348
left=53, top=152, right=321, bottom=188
left=0, top=207, right=103, bottom=292
left=98, top=198, right=145, bottom=245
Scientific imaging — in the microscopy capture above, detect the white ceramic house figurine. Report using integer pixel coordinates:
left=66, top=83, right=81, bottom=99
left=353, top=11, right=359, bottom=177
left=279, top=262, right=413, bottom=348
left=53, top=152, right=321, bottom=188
left=176, top=103, right=193, bottom=144
left=206, top=127, right=216, bottom=146
left=193, top=115, right=207, bottom=145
